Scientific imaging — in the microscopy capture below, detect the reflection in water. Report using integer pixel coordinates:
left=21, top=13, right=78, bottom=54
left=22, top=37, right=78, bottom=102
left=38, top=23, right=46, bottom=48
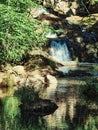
left=0, top=112, right=47, bottom=130
left=0, top=77, right=98, bottom=130
left=43, top=78, right=98, bottom=130
left=56, top=86, right=77, bottom=122
left=43, top=79, right=78, bottom=129
left=44, top=100, right=67, bottom=129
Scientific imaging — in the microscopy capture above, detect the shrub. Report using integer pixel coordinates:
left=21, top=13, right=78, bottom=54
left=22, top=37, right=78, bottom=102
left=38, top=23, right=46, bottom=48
left=0, top=0, right=33, bottom=13
left=0, top=3, right=54, bottom=63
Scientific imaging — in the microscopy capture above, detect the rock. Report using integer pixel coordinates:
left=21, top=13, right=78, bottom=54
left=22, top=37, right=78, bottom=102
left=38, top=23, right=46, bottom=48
left=54, top=1, right=70, bottom=15
left=43, top=0, right=78, bottom=16
left=28, top=7, right=49, bottom=18
left=28, top=70, right=45, bottom=85
left=43, top=0, right=57, bottom=7
left=66, top=15, right=82, bottom=24
left=44, top=74, right=58, bottom=99
left=0, top=64, right=58, bottom=99
left=40, top=66, right=55, bottom=75
left=0, top=72, right=6, bottom=84
left=70, top=1, right=78, bottom=15
left=46, top=32, right=58, bottom=39
left=43, top=0, right=98, bottom=16
left=76, top=37, right=83, bottom=43
left=0, top=89, right=7, bottom=98
left=12, top=66, right=26, bottom=76
left=46, top=74, right=57, bottom=87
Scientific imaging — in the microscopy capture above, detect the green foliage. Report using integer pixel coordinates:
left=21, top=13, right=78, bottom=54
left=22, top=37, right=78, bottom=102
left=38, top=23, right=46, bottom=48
left=76, top=116, right=98, bottom=130
left=92, top=65, right=98, bottom=71
left=83, top=116, right=98, bottom=130
left=0, top=86, right=46, bottom=130
left=0, top=2, right=54, bottom=63
left=90, top=0, right=98, bottom=3
left=14, top=86, right=40, bottom=105
left=0, top=0, right=32, bottom=12
left=0, top=7, right=32, bottom=62
left=2, top=96, right=20, bottom=119
left=14, top=86, right=41, bottom=123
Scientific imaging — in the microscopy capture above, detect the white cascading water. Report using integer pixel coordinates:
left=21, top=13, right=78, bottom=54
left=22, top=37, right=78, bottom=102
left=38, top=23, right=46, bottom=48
left=50, top=40, right=71, bottom=62
left=50, top=39, right=71, bottom=74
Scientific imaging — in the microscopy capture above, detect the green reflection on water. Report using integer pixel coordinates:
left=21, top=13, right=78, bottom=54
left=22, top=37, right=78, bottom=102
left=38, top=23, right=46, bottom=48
left=0, top=96, right=47, bottom=130
left=0, top=86, right=47, bottom=130
left=0, top=77, right=98, bottom=130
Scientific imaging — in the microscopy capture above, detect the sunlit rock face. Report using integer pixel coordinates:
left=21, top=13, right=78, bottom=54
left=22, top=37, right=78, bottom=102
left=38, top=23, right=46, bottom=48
left=54, top=1, right=78, bottom=16
left=43, top=0, right=78, bottom=16
left=43, top=0, right=58, bottom=7
left=43, top=0, right=98, bottom=16
left=46, top=74, right=57, bottom=87
left=12, top=66, right=26, bottom=76
left=28, top=8, right=49, bottom=18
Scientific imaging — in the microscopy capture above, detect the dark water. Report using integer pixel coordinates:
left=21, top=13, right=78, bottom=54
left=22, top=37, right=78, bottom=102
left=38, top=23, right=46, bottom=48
left=0, top=75, right=98, bottom=130
left=43, top=77, right=98, bottom=130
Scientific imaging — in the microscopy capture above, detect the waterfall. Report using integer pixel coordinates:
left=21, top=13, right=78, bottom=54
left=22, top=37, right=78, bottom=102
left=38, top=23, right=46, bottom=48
left=50, top=39, right=71, bottom=74
left=50, top=39, right=71, bottom=62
